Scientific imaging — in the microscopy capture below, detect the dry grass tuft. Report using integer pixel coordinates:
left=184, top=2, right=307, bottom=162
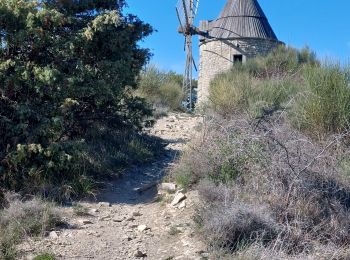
left=199, top=201, right=279, bottom=251
left=232, top=242, right=350, bottom=260
left=0, top=194, right=61, bottom=259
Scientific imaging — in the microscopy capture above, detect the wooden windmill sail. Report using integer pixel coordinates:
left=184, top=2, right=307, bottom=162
left=175, top=0, right=200, bottom=110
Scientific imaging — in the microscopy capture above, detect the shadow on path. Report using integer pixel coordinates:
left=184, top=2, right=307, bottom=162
left=94, top=146, right=180, bottom=205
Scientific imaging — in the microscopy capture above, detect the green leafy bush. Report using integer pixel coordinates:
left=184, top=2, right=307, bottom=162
left=209, top=46, right=314, bottom=118
left=0, top=0, right=157, bottom=200
left=138, top=66, right=185, bottom=112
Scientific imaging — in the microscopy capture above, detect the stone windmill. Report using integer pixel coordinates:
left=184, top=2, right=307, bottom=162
left=176, top=0, right=282, bottom=106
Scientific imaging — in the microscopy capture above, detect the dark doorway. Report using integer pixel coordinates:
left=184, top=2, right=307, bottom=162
left=233, top=54, right=243, bottom=63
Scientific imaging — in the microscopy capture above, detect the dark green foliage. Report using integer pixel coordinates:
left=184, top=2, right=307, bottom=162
left=0, top=0, right=155, bottom=200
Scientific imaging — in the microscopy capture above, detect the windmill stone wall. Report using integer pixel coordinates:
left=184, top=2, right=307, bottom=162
left=197, top=0, right=282, bottom=105
left=198, top=38, right=280, bottom=104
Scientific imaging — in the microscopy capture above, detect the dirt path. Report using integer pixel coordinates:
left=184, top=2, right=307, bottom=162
left=21, top=113, right=208, bottom=260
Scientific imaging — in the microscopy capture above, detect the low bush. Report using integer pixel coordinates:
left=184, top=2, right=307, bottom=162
left=233, top=243, right=350, bottom=260
left=0, top=129, right=162, bottom=202
left=137, top=66, right=185, bottom=112
left=172, top=115, right=265, bottom=186
left=293, top=64, right=350, bottom=137
left=209, top=71, right=252, bottom=115
left=199, top=202, right=279, bottom=251
left=241, top=45, right=318, bottom=79
left=0, top=194, right=61, bottom=259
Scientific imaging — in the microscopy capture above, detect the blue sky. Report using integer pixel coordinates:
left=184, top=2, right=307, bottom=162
left=126, top=0, right=350, bottom=76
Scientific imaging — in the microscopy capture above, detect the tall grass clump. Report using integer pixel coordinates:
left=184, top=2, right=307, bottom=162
left=0, top=195, right=61, bottom=259
left=209, top=46, right=316, bottom=118
left=242, top=45, right=318, bottom=79
left=209, top=72, right=252, bottom=115
left=293, top=64, right=350, bottom=137
left=138, top=66, right=185, bottom=113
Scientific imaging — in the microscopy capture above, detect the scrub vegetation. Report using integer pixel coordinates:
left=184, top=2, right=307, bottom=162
left=137, top=65, right=186, bottom=116
left=0, top=194, right=61, bottom=259
left=173, top=46, right=350, bottom=258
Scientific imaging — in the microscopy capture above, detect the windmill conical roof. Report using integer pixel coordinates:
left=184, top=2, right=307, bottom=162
left=207, top=0, right=278, bottom=40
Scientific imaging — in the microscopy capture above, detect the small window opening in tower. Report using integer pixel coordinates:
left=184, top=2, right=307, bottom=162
left=233, top=54, right=243, bottom=63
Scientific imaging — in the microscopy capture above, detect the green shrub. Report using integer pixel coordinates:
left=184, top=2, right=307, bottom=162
left=128, top=138, right=155, bottom=163
left=33, top=253, right=56, bottom=260
left=187, top=45, right=350, bottom=258
left=3, top=142, right=94, bottom=200
left=243, top=45, right=318, bottom=78
left=159, top=80, right=185, bottom=110
left=209, top=69, right=300, bottom=118
left=174, top=171, right=193, bottom=189
left=172, top=126, right=265, bottom=187
left=209, top=72, right=252, bottom=115
left=293, top=64, right=350, bottom=137
left=138, top=66, right=185, bottom=111
left=247, top=78, right=299, bottom=118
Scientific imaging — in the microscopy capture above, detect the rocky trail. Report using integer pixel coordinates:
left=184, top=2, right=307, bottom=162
left=21, top=113, right=208, bottom=260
